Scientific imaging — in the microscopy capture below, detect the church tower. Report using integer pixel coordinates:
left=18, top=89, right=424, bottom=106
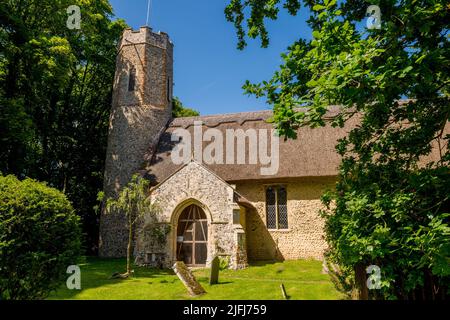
left=100, top=27, right=174, bottom=257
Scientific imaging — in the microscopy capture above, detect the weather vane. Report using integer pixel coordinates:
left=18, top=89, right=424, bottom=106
left=146, top=0, right=151, bottom=26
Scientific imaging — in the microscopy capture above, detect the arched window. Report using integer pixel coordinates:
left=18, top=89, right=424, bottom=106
left=128, top=66, right=136, bottom=92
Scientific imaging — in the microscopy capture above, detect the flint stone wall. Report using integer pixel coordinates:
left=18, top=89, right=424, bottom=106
left=99, top=27, right=173, bottom=257
left=235, top=176, right=336, bottom=261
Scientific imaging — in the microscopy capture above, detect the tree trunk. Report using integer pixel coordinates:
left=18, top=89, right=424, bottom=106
left=354, top=263, right=369, bottom=300
left=127, top=214, right=133, bottom=276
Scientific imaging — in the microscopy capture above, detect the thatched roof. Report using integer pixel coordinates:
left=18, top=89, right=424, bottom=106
left=143, top=107, right=447, bottom=184
left=144, top=107, right=346, bottom=183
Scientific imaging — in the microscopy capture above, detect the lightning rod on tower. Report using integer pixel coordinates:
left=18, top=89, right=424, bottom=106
left=146, top=0, right=151, bottom=26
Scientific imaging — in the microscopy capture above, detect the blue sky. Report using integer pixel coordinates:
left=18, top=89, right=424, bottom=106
left=109, top=0, right=312, bottom=115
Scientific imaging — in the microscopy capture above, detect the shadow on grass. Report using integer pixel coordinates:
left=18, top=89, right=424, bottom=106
left=50, top=257, right=178, bottom=299
left=247, top=260, right=280, bottom=267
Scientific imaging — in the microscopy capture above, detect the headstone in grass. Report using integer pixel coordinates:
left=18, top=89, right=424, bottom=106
left=280, top=283, right=289, bottom=300
left=322, top=258, right=329, bottom=274
left=172, top=261, right=206, bottom=296
left=209, top=256, right=220, bottom=285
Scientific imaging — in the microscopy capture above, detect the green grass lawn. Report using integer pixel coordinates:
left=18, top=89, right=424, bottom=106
left=49, top=257, right=343, bottom=300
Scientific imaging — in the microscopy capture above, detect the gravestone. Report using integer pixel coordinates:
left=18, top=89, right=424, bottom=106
left=172, top=261, right=206, bottom=296
left=209, top=256, right=220, bottom=285
left=321, top=258, right=330, bottom=274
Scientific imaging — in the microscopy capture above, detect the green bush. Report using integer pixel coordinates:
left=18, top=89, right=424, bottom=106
left=0, top=175, right=82, bottom=300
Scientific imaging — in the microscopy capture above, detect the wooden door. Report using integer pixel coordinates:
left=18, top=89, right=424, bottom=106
left=176, top=205, right=208, bottom=266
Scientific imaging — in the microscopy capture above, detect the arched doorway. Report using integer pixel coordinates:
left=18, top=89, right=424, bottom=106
left=176, top=204, right=208, bottom=266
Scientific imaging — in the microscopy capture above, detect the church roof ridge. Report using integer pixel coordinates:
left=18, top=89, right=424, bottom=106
left=170, top=106, right=342, bottom=128
left=170, top=100, right=416, bottom=129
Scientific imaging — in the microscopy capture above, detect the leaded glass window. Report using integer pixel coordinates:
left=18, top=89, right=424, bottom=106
left=265, top=185, right=288, bottom=229
left=266, top=187, right=277, bottom=229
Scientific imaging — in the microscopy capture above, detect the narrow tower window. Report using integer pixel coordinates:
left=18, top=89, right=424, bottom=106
left=128, top=66, right=136, bottom=92
left=167, top=76, right=172, bottom=102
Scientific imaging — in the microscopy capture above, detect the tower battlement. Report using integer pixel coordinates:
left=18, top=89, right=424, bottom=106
left=119, top=26, right=173, bottom=51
